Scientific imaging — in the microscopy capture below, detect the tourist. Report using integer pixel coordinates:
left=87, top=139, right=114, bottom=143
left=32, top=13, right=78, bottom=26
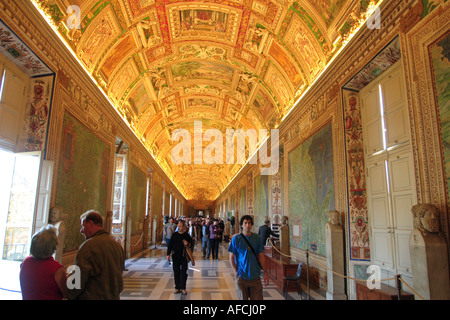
left=66, top=210, right=125, bottom=300
left=19, top=225, right=66, bottom=300
left=167, top=220, right=194, bottom=295
left=228, top=215, right=269, bottom=300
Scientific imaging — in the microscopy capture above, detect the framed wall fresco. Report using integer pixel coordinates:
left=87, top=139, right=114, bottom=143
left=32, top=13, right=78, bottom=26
left=152, top=183, right=163, bottom=240
left=247, top=171, right=254, bottom=216
left=128, top=163, right=147, bottom=235
left=238, top=186, right=246, bottom=216
left=254, top=174, right=269, bottom=228
left=165, top=191, right=170, bottom=216
left=55, top=112, right=110, bottom=252
left=343, top=89, right=370, bottom=260
left=0, top=19, right=53, bottom=76
left=430, top=31, right=450, bottom=206
left=21, top=75, right=55, bottom=154
left=343, top=36, right=402, bottom=91
left=229, top=192, right=236, bottom=215
left=288, top=122, right=334, bottom=256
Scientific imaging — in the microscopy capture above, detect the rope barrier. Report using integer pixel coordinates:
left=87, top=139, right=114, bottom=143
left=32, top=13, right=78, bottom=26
left=399, top=278, right=425, bottom=300
left=307, top=252, right=396, bottom=282
left=130, top=232, right=144, bottom=247
left=268, top=238, right=426, bottom=299
left=269, top=239, right=395, bottom=281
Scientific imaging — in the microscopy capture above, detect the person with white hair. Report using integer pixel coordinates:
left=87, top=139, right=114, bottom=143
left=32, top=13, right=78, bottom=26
left=19, top=225, right=66, bottom=300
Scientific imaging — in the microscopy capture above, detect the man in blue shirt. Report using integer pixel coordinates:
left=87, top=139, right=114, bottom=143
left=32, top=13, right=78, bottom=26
left=228, top=215, right=269, bottom=300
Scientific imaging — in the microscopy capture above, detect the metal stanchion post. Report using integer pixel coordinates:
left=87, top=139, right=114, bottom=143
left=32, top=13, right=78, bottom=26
left=396, top=274, right=402, bottom=300
left=306, top=249, right=310, bottom=300
left=141, top=232, right=145, bottom=258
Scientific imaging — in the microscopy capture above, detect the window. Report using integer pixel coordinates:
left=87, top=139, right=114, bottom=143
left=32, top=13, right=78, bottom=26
left=0, top=56, right=28, bottom=151
left=113, top=154, right=127, bottom=223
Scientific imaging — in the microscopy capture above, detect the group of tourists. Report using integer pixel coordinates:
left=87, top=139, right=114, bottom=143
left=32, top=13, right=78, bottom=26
left=165, top=214, right=272, bottom=299
left=19, top=210, right=276, bottom=300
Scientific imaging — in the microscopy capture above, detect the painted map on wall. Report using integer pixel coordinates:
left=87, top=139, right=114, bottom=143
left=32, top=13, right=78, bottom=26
left=430, top=32, right=450, bottom=204
left=288, top=123, right=334, bottom=256
left=238, top=186, right=246, bottom=216
left=254, top=174, right=269, bottom=228
left=165, top=191, right=170, bottom=216
left=55, top=112, right=110, bottom=252
left=230, top=193, right=236, bottom=215
left=152, top=183, right=163, bottom=241
left=129, top=164, right=147, bottom=235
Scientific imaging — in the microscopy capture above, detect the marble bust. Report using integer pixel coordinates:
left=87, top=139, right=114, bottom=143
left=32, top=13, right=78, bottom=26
left=48, top=206, right=66, bottom=263
left=411, top=203, right=441, bottom=235
left=409, top=203, right=450, bottom=299
left=328, top=210, right=341, bottom=226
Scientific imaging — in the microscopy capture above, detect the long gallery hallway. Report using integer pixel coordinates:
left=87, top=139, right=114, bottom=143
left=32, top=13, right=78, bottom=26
left=121, top=240, right=325, bottom=301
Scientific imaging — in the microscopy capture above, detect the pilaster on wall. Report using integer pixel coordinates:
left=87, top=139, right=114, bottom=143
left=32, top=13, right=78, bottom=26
left=403, top=2, right=450, bottom=245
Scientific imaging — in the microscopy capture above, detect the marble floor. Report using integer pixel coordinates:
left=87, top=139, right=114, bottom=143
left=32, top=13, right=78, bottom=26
left=121, top=240, right=325, bottom=301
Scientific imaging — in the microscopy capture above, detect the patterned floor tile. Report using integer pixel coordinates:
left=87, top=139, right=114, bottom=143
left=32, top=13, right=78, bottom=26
left=120, top=241, right=324, bottom=300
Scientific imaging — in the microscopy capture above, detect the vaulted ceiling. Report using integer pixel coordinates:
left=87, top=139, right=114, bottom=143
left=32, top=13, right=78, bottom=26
left=32, top=0, right=382, bottom=200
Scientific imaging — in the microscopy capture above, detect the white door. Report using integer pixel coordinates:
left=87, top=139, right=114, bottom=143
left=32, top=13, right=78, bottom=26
left=360, top=61, right=415, bottom=280
left=388, top=148, right=416, bottom=273
left=382, top=67, right=409, bottom=148
left=362, top=86, right=384, bottom=155
left=366, top=157, right=395, bottom=269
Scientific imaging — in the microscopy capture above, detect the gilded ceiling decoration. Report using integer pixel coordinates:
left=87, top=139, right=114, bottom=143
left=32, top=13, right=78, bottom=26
left=32, top=0, right=382, bottom=200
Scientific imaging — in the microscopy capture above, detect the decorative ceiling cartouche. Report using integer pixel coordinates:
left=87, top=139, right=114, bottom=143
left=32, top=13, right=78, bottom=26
left=31, top=0, right=382, bottom=200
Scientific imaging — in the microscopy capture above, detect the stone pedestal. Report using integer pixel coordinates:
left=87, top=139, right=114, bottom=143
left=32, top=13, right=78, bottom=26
left=52, top=214, right=67, bottom=264
left=126, top=215, right=132, bottom=259
left=49, top=207, right=66, bottom=264
left=326, top=223, right=347, bottom=300
left=409, top=229, right=450, bottom=300
left=105, top=211, right=112, bottom=234
left=279, top=225, right=290, bottom=256
left=143, top=215, right=149, bottom=249
left=152, top=218, right=157, bottom=246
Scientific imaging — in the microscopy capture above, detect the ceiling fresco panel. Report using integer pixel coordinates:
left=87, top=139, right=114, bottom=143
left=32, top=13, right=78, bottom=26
left=264, top=64, right=293, bottom=110
left=77, top=5, right=122, bottom=72
left=268, top=40, right=303, bottom=89
left=125, top=0, right=156, bottom=20
left=252, top=88, right=278, bottom=123
left=100, top=33, right=138, bottom=81
left=127, top=79, right=153, bottom=115
left=32, top=0, right=385, bottom=199
left=310, top=0, right=348, bottom=28
left=283, top=13, right=326, bottom=82
left=171, top=60, right=235, bottom=86
left=108, top=58, right=140, bottom=104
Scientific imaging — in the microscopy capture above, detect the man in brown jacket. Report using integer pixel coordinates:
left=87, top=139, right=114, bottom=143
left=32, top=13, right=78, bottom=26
left=66, top=210, right=125, bottom=300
